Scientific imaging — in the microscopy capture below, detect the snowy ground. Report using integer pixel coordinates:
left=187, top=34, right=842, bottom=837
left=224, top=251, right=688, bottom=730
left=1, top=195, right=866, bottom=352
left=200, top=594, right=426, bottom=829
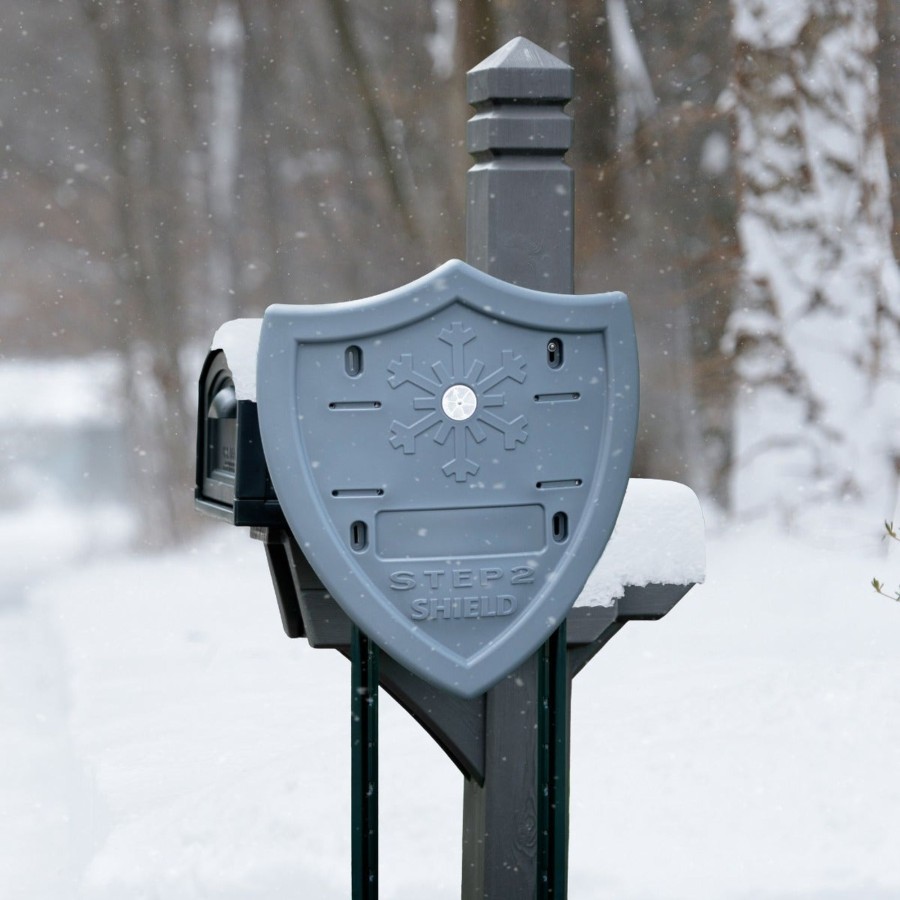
left=2, top=505, right=900, bottom=899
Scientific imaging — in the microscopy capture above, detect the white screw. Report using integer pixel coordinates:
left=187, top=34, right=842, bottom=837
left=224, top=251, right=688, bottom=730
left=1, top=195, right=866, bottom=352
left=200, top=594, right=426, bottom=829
left=441, top=384, right=477, bottom=421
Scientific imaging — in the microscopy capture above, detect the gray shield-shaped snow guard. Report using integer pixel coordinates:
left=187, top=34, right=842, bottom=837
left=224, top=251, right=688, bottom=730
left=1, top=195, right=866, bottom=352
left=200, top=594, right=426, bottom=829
left=256, top=260, right=639, bottom=697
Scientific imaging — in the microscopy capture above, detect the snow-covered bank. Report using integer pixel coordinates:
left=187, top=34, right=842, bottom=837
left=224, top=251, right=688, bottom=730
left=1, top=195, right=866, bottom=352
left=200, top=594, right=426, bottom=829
left=569, top=526, right=900, bottom=899
left=3, top=520, right=900, bottom=898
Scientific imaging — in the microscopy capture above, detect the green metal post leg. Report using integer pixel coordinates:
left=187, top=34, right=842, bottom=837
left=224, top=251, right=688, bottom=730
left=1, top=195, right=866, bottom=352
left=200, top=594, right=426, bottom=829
left=351, top=627, right=379, bottom=899
left=538, top=620, right=569, bottom=898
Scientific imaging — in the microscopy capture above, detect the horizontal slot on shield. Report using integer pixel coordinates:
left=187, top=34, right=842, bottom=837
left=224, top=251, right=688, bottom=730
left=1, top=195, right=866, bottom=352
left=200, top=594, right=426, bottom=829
left=534, top=392, right=580, bottom=402
left=536, top=479, right=582, bottom=489
left=332, top=489, right=385, bottom=498
left=328, top=401, right=382, bottom=410
left=376, top=505, right=545, bottom=558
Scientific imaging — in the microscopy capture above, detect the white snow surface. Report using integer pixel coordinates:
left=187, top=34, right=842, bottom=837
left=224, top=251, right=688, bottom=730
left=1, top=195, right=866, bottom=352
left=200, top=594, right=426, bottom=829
left=732, top=0, right=810, bottom=48
left=607, top=0, right=657, bottom=147
left=0, top=355, right=123, bottom=426
left=210, top=318, right=262, bottom=400
left=728, top=0, right=900, bottom=526
left=3, top=504, right=900, bottom=899
left=576, top=479, right=705, bottom=607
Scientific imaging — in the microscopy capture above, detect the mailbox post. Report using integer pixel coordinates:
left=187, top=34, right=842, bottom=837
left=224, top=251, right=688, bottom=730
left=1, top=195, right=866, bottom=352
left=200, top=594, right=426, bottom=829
left=462, top=39, right=576, bottom=899
left=195, top=37, right=700, bottom=900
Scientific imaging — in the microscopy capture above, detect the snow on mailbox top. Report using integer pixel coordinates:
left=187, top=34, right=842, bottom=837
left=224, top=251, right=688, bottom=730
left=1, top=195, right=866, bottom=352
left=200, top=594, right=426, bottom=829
left=211, top=318, right=262, bottom=401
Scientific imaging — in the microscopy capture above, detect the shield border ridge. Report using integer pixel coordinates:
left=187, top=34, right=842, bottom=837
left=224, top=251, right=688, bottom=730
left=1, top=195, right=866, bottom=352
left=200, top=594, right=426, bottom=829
left=256, top=259, right=639, bottom=697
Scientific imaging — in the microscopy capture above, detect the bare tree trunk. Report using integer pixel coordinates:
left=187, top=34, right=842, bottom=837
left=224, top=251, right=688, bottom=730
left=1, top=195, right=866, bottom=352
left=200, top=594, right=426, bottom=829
left=208, top=0, right=245, bottom=323
left=728, top=0, right=900, bottom=534
left=566, top=0, right=617, bottom=228
left=79, top=0, right=202, bottom=547
left=456, top=0, right=500, bottom=75
left=322, top=0, right=422, bottom=247
left=876, top=0, right=900, bottom=261
left=450, top=0, right=502, bottom=236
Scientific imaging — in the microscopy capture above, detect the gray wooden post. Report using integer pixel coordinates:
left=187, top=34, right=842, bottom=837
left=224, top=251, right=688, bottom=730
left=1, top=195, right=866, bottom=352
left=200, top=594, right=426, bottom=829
left=462, top=38, right=574, bottom=899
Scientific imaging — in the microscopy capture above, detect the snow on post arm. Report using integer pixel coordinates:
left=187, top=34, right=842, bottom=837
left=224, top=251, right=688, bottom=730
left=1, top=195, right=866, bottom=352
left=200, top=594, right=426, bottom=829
left=575, top=479, right=705, bottom=608
left=210, top=318, right=262, bottom=401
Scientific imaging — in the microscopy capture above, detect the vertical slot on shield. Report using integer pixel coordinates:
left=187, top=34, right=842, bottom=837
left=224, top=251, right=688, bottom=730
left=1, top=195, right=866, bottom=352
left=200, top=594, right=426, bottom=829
left=547, top=338, right=563, bottom=369
left=345, top=345, right=363, bottom=377
left=350, top=520, right=369, bottom=552
left=551, top=511, right=568, bottom=543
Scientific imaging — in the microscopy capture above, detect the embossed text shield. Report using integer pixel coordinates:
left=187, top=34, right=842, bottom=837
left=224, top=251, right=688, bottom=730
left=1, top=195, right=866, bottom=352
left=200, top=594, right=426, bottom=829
left=256, top=260, right=638, bottom=697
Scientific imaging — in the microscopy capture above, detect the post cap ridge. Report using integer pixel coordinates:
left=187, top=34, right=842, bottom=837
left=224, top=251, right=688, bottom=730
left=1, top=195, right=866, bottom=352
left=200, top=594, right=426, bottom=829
left=467, top=37, right=573, bottom=105
left=468, top=36, right=572, bottom=75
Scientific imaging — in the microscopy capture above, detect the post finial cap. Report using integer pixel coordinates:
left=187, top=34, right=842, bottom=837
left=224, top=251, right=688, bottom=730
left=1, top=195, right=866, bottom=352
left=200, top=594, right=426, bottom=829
left=467, top=37, right=573, bottom=105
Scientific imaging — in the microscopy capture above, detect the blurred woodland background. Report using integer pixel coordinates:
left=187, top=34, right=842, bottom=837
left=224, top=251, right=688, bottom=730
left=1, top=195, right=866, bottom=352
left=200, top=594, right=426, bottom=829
left=1, top=0, right=897, bottom=546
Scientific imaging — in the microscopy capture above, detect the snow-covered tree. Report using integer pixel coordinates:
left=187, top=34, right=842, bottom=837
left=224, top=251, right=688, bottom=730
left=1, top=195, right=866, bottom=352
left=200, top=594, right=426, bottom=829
left=727, top=0, right=900, bottom=532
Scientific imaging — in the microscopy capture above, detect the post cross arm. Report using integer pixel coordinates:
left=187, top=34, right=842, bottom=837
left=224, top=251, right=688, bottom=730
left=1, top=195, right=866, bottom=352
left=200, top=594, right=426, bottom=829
left=568, top=478, right=706, bottom=674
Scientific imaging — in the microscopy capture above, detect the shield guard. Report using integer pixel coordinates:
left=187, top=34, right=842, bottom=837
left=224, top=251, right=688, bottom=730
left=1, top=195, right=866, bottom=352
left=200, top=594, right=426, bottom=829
left=256, top=260, right=638, bottom=697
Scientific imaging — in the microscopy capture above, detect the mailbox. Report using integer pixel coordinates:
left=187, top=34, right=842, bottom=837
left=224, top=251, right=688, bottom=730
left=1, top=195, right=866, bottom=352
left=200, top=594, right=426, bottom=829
left=195, top=326, right=326, bottom=643
left=191, top=39, right=703, bottom=894
left=195, top=346, right=285, bottom=527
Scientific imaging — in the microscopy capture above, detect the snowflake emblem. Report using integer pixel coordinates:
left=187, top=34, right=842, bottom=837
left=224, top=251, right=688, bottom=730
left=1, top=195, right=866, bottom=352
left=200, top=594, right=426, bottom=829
left=387, top=322, right=528, bottom=481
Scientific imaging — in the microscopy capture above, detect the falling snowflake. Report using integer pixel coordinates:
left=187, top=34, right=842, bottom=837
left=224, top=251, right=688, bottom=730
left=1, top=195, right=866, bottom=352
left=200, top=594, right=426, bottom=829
left=387, top=322, right=528, bottom=481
